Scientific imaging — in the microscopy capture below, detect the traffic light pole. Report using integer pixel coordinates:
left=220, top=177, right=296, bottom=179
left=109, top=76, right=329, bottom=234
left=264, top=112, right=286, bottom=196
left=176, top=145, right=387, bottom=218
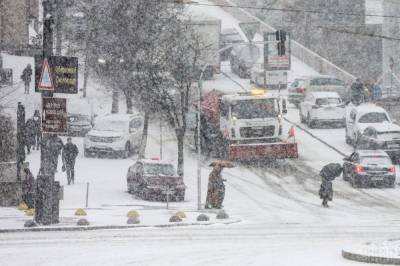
left=35, top=0, right=60, bottom=225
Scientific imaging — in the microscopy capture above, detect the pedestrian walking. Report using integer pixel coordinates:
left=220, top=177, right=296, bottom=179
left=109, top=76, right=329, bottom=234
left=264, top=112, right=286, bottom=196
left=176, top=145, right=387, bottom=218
left=318, top=163, right=342, bottom=208
left=32, top=110, right=41, bottom=150
left=350, top=78, right=366, bottom=105
left=62, top=137, right=79, bottom=185
left=205, top=160, right=233, bottom=209
left=21, top=64, right=32, bottom=94
left=40, top=134, right=64, bottom=176
left=371, top=82, right=382, bottom=102
left=22, top=167, right=35, bottom=209
left=25, top=118, right=36, bottom=154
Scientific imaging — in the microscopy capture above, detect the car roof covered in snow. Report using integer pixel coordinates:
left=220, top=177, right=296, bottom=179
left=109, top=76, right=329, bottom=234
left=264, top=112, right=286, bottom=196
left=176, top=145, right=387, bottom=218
left=353, top=103, right=387, bottom=114
left=309, top=91, right=340, bottom=98
left=356, top=150, right=390, bottom=157
left=138, top=159, right=174, bottom=166
left=98, top=113, right=141, bottom=122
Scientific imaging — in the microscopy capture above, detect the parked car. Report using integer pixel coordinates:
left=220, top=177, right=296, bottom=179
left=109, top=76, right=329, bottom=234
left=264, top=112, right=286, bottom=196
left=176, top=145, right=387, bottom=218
left=84, top=114, right=143, bottom=158
left=342, top=150, right=396, bottom=188
left=299, top=91, right=345, bottom=128
left=290, top=75, right=348, bottom=105
left=126, top=159, right=185, bottom=201
left=356, top=125, right=400, bottom=163
left=220, top=28, right=243, bottom=61
left=345, top=103, right=394, bottom=146
left=67, top=98, right=95, bottom=136
left=288, top=77, right=306, bottom=107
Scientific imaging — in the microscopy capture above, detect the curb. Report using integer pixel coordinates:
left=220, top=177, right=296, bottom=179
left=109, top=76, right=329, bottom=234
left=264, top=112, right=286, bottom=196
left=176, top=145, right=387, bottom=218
left=342, top=249, right=400, bottom=265
left=0, top=218, right=241, bottom=234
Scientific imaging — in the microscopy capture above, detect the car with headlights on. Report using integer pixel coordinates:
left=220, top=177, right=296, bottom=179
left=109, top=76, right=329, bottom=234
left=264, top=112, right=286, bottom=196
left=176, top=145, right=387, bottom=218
left=342, top=150, right=396, bottom=188
left=299, top=91, right=345, bottom=128
left=126, top=159, right=185, bottom=201
left=84, top=114, right=143, bottom=158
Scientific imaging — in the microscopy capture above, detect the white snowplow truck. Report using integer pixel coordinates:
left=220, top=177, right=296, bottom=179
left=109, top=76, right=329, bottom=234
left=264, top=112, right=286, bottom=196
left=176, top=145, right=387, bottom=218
left=201, top=88, right=298, bottom=161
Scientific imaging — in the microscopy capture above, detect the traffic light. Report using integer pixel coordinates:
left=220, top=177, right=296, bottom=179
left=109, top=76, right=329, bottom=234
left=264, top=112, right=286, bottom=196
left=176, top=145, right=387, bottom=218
left=276, top=30, right=286, bottom=56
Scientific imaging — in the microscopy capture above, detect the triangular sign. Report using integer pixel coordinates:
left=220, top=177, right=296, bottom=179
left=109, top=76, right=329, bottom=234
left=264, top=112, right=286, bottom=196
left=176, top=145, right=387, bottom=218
left=38, top=58, right=54, bottom=91
left=239, top=22, right=260, bottom=42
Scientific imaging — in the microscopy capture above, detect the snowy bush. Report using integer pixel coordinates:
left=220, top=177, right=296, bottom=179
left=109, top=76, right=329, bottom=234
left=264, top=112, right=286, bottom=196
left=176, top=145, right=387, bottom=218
left=216, top=210, right=229, bottom=220
left=127, top=217, right=140, bottom=225
left=196, top=214, right=210, bottom=222
left=169, top=215, right=182, bottom=223
left=77, top=218, right=90, bottom=226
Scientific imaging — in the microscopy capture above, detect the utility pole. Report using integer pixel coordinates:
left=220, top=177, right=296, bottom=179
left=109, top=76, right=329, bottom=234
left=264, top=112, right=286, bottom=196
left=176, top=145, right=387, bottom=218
left=35, top=0, right=61, bottom=225
left=55, top=0, right=64, bottom=56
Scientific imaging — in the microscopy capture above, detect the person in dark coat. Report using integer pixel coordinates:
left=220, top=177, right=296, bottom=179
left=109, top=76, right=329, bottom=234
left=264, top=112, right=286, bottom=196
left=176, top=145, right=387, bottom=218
left=22, top=167, right=35, bottom=209
left=21, top=64, right=32, bottom=94
left=350, top=78, right=365, bottom=105
left=25, top=118, right=36, bottom=154
left=62, top=137, right=79, bottom=185
left=318, top=163, right=342, bottom=208
left=205, top=164, right=227, bottom=209
left=32, top=110, right=41, bottom=150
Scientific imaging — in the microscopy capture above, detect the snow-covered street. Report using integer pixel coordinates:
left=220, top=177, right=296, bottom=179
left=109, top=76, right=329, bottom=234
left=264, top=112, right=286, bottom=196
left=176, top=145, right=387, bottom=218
left=2, top=0, right=400, bottom=265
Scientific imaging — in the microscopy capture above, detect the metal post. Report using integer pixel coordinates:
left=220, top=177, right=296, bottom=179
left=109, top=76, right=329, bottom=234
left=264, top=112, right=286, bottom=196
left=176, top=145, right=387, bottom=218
left=197, top=80, right=202, bottom=211
left=35, top=0, right=59, bottom=225
left=85, top=182, right=89, bottom=208
left=160, top=116, right=163, bottom=160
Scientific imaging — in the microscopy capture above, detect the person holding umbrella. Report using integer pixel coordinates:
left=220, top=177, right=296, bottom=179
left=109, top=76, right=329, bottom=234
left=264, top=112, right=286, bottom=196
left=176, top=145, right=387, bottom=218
left=318, top=163, right=342, bottom=207
left=205, top=160, right=233, bottom=209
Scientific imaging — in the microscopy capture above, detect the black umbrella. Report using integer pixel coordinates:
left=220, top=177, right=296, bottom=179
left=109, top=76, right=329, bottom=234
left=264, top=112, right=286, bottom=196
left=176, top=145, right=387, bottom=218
left=320, top=163, right=343, bottom=180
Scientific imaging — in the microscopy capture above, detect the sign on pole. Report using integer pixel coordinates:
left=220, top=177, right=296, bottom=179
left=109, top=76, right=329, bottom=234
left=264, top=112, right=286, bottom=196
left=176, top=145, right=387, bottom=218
left=239, top=22, right=260, bottom=42
left=264, top=32, right=291, bottom=71
left=42, top=97, right=67, bottom=133
left=38, top=58, right=55, bottom=91
left=35, top=56, right=78, bottom=94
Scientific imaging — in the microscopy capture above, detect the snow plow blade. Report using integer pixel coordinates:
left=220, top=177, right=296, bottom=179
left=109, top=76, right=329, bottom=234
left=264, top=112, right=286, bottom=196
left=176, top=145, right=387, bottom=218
left=229, top=142, right=298, bottom=161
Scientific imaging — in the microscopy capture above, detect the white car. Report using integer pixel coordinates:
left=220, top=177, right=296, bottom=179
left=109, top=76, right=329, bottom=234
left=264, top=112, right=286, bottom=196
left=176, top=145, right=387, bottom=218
left=84, top=114, right=143, bottom=158
left=299, top=91, right=345, bottom=128
left=345, top=103, right=397, bottom=145
left=297, top=75, right=349, bottom=102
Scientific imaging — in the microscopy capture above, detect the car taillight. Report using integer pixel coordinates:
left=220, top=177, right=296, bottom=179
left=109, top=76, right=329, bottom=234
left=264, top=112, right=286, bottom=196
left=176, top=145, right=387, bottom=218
left=296, top=87, right=305, bottom=94
left=389, top=165, right=396, bottom=173
left=355, top=165, right=365, bottom=173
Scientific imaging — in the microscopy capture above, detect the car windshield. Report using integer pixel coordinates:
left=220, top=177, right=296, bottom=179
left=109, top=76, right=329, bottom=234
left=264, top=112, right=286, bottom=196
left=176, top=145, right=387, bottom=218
left=361, top=156, right=392, bottom=165
left=310, top=78, right=345, bottom=86
left=231, top=99, right=278, bottom=119
left=358, top=112, right=389, bottom=123
left=94, top=120, right=127, bottom=132
left=144, top=164, right=176, bottom=176
left=316, top=98, right=341, bottom=105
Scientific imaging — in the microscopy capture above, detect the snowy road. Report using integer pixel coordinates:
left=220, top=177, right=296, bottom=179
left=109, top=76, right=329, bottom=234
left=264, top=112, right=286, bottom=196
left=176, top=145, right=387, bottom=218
left=2, top=223, right=400, bottom=265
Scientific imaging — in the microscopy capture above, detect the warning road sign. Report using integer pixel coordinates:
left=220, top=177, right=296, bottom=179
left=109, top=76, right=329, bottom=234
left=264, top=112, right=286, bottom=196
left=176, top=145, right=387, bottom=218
left=38, top=58, right=54, bottom=91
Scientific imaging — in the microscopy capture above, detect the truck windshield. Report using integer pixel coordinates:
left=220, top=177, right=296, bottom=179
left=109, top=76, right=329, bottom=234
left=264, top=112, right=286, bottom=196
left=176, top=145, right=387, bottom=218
left=231, top=99, right=277, bottom=119
left=358, top=112, right=389, bottom=123
left=144, top=164, right=176, bottom=176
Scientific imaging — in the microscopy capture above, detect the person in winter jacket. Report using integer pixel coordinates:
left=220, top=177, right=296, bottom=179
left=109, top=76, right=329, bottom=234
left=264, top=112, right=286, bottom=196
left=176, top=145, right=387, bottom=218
left=318, top=163, right=342, bottom=208
left=205, top=164, right=227, bottom=209
left=62, top=137, right=79, bottom=185
left=22, top=167, right=35, bottom=209
left=350, top=78, right=366, bottom=105
left=32, top=110, right=41, bottom=150
left=25, top=118, right=36, bottom=154
left=371, top=82, right=382, bottom=102
left=21, top=64, right=32, bottom=94
left=40, top=134, right=63, bottom=176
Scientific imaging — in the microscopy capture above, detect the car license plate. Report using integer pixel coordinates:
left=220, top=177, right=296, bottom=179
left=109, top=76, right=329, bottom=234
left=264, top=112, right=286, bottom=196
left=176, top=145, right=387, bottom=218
left=324, top=107, right=335, bottom=110
left=371, top=177, right=383, bottom=181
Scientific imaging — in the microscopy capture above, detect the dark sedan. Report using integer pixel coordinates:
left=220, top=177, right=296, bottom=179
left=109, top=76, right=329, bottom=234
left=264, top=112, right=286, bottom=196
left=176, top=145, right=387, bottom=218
left=342, top=150, right=396, bottom=188
left=127, top=159, right=185, bottom=201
